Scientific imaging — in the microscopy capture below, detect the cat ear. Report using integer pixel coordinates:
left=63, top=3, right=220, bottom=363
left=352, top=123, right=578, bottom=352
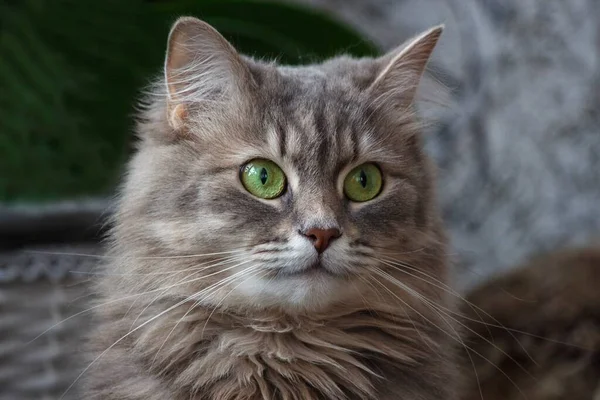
left=369, top=25, right=443, bottom=108
left=164, top=17, right=253, bottom=130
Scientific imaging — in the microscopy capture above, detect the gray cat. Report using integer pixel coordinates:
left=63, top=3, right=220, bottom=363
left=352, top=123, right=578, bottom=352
left=83, top=17, right=459, bottom=400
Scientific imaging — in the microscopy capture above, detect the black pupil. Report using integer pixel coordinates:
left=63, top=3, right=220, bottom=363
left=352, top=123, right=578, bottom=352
left=359, top=169, right=367, bottom=188
left=260, top=168, right=268, bottom=185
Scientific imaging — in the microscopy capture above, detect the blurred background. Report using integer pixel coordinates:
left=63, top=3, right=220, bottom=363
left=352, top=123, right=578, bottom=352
left=1, top=0, right=599, bottom=398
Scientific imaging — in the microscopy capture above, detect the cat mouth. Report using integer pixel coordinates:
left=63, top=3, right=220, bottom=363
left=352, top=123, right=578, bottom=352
left=274, top=262, right=336, bottom=278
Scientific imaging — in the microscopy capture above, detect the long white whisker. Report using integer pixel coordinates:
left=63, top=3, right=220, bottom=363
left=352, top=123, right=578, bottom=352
left=426, top=293, right=484, bottom=400
left=357, top=272, right=435, bottom=351
left=150, top=265, right=259, bottom=367
left=375, top=261, right=484, bottom=400
left=373, top=267, right=528, bottom=368
left=59, top=291, right=201, bottom=399
left=200, top=267, right=263, bottom=338
left=378, top=257, right=540, bottom=361
left=128, top=258, right=253, bottom=330
left=69, top=254, right=244, bottom=277
left=25, top=249, right=247, bottom=260
left=371, top=267, right=531, bottom=398
left=366, top=274, right=447, bottom=349
left=28, top=257, right=247, bottom=344
left=123, top=255, right=247, bottom=319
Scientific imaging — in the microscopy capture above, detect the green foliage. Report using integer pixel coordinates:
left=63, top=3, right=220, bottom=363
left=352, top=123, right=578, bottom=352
left=0, top=0, right=377, bottom=203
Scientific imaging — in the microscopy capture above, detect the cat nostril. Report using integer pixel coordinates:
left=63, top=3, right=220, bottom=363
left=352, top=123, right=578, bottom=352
left=302, top=227, right=341, bottom=254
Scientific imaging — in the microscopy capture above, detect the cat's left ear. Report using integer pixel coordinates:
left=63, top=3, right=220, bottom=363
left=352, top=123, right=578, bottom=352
left=369, top=25, right=443, bottom=108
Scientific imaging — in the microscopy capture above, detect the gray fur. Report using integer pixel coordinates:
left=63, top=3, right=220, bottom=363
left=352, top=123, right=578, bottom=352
left=84, top=20, right=457, bottom=400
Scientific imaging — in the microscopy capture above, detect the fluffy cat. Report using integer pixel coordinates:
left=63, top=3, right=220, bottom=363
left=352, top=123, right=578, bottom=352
left=460, top=245, right=600, bottom=400
left=83, top=17, right=458, bottom=400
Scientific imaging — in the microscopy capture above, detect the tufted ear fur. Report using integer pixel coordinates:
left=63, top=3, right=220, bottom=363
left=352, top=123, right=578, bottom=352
left=369, top=25, right=444, bottom=109
left=164, top=17, right=253, bottom=130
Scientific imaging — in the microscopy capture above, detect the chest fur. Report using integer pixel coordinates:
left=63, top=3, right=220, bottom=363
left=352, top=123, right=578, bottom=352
left=130, top=312, right=451, bottom=400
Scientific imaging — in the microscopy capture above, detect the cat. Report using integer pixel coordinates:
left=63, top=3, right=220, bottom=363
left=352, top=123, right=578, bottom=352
left=82, top=17, right=459, bottom=400
left=459, top=245, right=600, bottom=400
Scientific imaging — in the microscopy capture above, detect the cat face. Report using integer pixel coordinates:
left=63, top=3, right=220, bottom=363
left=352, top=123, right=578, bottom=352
left=114, top=18, right=446, bottom=312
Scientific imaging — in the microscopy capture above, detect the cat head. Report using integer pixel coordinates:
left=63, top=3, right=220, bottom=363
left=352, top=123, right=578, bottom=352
left=112, top=17, right=447, bottom=312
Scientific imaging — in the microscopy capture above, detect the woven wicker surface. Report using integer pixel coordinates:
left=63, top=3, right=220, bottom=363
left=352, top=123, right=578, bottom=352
left=0, top=245, right=101, bottom=400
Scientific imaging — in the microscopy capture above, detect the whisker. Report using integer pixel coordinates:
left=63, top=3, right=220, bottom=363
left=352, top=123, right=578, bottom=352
left=385, top=255, right=589, bottom=351
left=355, top=272, right=435, bottom=352
left=356, top=274, right=384, bottom=304
left=25, top=248, right=248, bottom=260
left=68, top=291, right=98, bottom=306
left=123, top=255, right=247, bottom=319
left=373, top=260, right=484, bottom=400
left=371, top=267, right=531, bottom=399
left=28, top=257, right=248, bottom=344
left=128, top=258, right=253, bottom=330
left=201, top=267, right=263, bottom=338
left=373, top=266, right=528, bottom=366
left=378, top=256, right=540, bottom=361
left=150, top=264, right=260, bottom=367
left=461, top=332, right=484, bottom=400
left=68, top=256, right=241, bottom=277
left=350, top=279, right=372, bottom=312
left=366, top=245, right=427, bottom=256
left=379, top=257, right=597, bottom=350
left=420, top=289, right=484, bottom=400
left=60, top=291, right=201, bottom=399
left=430, top=303, right=513, bottom=400
left=366, top=274, right=448, bottom=349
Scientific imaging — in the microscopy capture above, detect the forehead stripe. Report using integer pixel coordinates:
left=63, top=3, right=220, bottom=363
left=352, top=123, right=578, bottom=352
left=276, top=118, right=287, bottom=158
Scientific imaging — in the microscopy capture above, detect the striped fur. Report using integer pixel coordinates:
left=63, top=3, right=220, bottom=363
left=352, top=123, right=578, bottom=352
left=84, top=18, right=457, bottom=400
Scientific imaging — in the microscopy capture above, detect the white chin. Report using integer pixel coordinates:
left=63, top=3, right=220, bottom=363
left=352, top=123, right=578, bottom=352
left=235, top=273, right=349, bottom=310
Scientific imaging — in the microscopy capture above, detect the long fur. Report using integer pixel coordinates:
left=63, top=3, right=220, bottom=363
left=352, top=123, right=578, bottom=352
left=83, top=18, right=457, bottom=400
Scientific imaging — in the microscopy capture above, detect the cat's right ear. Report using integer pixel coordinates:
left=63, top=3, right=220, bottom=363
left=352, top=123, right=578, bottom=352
left=164, top=17, right=253, bottom=130
left=368, top=25, right=443, bottom=110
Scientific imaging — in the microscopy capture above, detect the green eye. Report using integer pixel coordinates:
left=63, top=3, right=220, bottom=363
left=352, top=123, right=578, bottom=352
left=343, top=163, right=383, bottom=202
left=240, top=159, right=286, bottom=199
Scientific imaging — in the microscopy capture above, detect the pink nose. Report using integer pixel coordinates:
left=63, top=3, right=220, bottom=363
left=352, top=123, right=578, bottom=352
left=302, top=228, right=341, bottom=254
